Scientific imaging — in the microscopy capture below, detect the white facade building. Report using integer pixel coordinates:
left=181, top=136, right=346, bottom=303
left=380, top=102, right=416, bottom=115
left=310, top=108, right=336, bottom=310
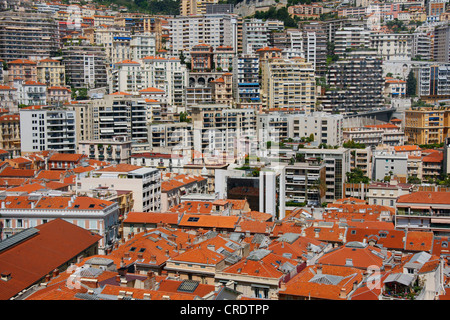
left=19, top=107, right=77, bottom=154
left=77, top=164, right=161, bottom=212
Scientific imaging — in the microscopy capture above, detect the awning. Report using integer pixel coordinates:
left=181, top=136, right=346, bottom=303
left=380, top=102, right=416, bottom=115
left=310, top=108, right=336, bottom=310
left=410, top=206, right=430, bottom=210
left=384, top=273, right=415, bottom=286
left=431, top=218, right=450, bottom=224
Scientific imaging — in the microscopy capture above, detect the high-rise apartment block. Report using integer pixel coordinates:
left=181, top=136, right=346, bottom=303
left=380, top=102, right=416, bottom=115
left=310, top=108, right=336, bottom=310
left=0, top=11, right=59, bottom=62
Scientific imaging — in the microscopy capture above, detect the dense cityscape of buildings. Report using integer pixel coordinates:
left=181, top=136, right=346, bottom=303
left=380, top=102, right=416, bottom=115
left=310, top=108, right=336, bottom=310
left=1, top=0, right=450, bottom=303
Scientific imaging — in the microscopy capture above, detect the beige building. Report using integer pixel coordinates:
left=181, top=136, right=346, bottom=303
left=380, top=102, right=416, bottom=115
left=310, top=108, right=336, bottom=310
left=78, top=136, right=132, bottom=164
left=0, top=113, right=20, bottom=157
left=260, top=57, right=316, bottom=112
left=210, top=72, right=233, bottom=106
left=37, top=58, right=65, bottom=87
left=181, top=0, right=219, bottom=16
left=404, top=106, right=450, bottom=145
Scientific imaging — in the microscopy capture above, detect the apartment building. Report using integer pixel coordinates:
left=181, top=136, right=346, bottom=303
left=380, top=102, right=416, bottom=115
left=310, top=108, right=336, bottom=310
left=61, top=37, right=108, bottom=89
left=344, top=124, right=406, bottom=149
left=214, top=46, right=235, bottom=72
left=190, top=44, right=214, bottom=71
left=404, top=106, right=449, bottom=145
left=349, top=146, right=372, bottom=180
left=260, top=57, right=316, bottom=112
left=7, top=59, right=37, bottom=87
left=0, top=194, right=120, bottom=254
left=372, top=151, right=408, bottom=181
left=78, top=136, right=132, bottom=164
left=13, top=79, right=47, bottom=106
left=232, top=54, right=260, bottom=104
left=130, top=33, right=157, bottom=60
left=0, top=11, right=59, bottom=62
left=321, top=50, right=385, bottom=114
left=77, top=163, right=161, bottom=212
left=433, top=23, right=450, bottom=63
left=0, top=85, right=17, bottom=112
left=412, top=32, right=433, bottom=61
left=287, top=112, right=344, bottom=147
left=37, top=58, right=65, bottom=88
left=147, top=122, right=193, bottom=151
left=111, top=56, right=188, bottom=107
left=414, top=64, right=450, bottom=100
left=0, top=113, right=20, bottom=157
left=257, top=112, right=289, bottom=144
left=88, top=93, right=148, bottom=142
left=370, top=33, right=413, bottom=60
left=168, top=14, right=240, bottom=57
left=367, top=180, right=412, bottom=206
left=242, top=19, right=270, bottom=55
left=190, top=104, right=257, bottom=159
left=334, top=27, right=371, bottom=56
left=181, top=0, right=219, bottom=16
left=283, top=160, right=327, bottom=206
left=384, top=77, right=406, bottom=98
left=288, top=4, right=324, bottom=18
left=47, top=86, right=71, bottom=106
left=210, top=73, right=233, bottom=106
left=395, top=191, right=450, bottom=236
left=298, top=22, right=327, bottom=76
left=291, top=148, right=351, bottom=202
left=19, top=107, right=77, bottom=154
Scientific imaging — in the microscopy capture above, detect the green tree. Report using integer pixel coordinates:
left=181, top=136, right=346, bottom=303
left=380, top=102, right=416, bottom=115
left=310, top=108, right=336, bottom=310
left=346, top=168, right=369, bottom=184
left=406, top=70, right=417, bottom=97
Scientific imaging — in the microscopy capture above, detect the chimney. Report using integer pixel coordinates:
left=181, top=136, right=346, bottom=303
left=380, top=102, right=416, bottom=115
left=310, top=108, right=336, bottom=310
left=143, top=293, right=151, bottom=300
left=279, top=281, right=286, bottom=291
left=316, top=264, right=322, bottom=275
left=52, top=268, right=59, bottom=278
left=339, top=288, right=347, bottom=299
left=207, top=244, right=215, bottom=252
left=1, top=272, right=11, bottom=282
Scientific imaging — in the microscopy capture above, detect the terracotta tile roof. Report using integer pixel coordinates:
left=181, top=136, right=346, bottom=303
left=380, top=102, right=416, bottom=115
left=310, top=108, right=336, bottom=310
left=0, top=167, right=35, bottom=178
left=226, top=199, right=248, bottom=211
left=346, top=227, right=404, bottom=249
left=6, top=182, right=46, bottom=193
left=397, top=191, right=450, bottom=205
left=169, top=246, right=225, bottom=265
left=279, top=264, right=365, bottom=300
left=237, top=220, right=273, bottom=234
left=154, top=279, right=215, bottom=297
left=272, top=221, right=304, bottom=237
left=242, top=211, right=273, bottom=222
left=268, top=235, right=327, bottom=262
left=168, top=201, right=214, bottom=214
left=317, top=243, right=391, bottom=269
left=123, top=212, right=180, bottom=225
left=116, top=59, right=140, bottom=64
left=8, top=59, right=36, bottom=65
left=100, top=284, right=197, bottom=300
left=48, top=153, right=85, bottom=163
left=302, top=221, right=346, bottom=244
left=67, top=196, right=114, bottom=210
left=394, top=145, right=421, bottom=152
left=404, top=231, right=434, bottom=252
left=96, top=164, right=142, bottom=173
left=178, top=214, right=240, bottom=230
left=0, top=85, right=16, bottom=91
left=139, top=87, right=165, bottom=93
left=422, top=151, right=443, bottom=163
left=222, top=251, right=297, bottom=279
left=256, top=46, right=282, bottom=52
left=161, top=179, right=185, bottom=192
left=35, top=170, right=65, bottom=181
left=0, top=219, right=101, bottom=300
